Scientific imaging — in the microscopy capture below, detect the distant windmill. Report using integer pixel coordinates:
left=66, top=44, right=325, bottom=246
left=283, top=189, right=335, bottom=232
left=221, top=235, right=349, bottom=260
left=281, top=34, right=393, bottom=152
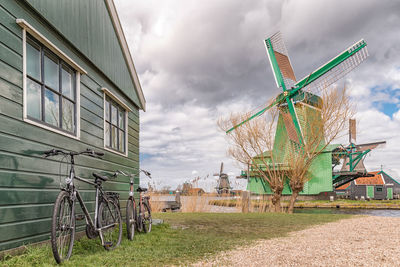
left=332, top=119, right=386, bottom=187
left=214, top=162, right=232, bottom=194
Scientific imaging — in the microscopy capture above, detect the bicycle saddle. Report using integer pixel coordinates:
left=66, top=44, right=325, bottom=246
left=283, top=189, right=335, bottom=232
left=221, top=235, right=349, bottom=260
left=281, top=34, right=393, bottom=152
left=93, top=173, right=109, bottom=182
left=136, top=186, right=148, bottom=192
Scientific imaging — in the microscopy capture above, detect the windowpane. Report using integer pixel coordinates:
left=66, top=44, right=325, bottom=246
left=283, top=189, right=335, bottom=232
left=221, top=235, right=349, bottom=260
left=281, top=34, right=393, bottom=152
left=62, top=98, right=75, bottom=132
left=119, top=130, right=125, bottom=152
left=27, top=42, right=40, bottom=80
left=27, top=78, right=41, bottom=120
left=111, top=126, right=117, bottom=148
left=44, top=53, right=59, bottom=90
left=25, top=35, right=77, bottom=136
left=111, top=104, right=117, bottom=125
left=119, top=109, right=125, bottom=129
left=62, top=66, right=73, bottom=99
left=105, top=100, right=110, bottom=121
left=105, top=123, right=111, bottom=147
left=45, top=89, right=60, bottom=127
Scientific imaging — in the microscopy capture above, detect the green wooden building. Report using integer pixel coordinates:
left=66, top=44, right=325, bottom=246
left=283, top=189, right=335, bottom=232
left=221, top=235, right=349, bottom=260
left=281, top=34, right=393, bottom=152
left=0, top=0, right=145, bottom=251
left=245, top=93, right=335, bottom=196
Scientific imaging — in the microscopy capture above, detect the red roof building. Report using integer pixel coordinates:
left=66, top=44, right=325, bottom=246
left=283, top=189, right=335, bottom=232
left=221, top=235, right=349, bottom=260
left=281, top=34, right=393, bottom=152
left=335, top=171, right=400, bottom=199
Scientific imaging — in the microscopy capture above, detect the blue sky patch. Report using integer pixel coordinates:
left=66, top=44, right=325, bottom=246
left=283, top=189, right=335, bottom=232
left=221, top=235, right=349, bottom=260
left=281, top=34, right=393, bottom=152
left=139, top=153, right=152, bottom=161
left=381, top=103, right=398, bottom=117
left=370, top=85, right=400, bottom=117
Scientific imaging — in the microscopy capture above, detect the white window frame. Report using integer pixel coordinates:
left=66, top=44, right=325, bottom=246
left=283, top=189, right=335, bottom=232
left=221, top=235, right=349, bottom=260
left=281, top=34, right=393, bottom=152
left=17, top=19, right=86, bottom=140
left=102, top=87, right=131, bottom=157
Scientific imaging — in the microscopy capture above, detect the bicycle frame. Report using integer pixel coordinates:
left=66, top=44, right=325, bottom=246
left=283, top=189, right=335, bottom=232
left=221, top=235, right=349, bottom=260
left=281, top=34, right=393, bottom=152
left=64, top=156, right=117, bottom=246
left=117, top=169, right=151, bottom=231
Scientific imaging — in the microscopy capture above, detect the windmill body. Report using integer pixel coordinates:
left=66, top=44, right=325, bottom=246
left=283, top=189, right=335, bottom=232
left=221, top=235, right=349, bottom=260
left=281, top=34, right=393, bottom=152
left=229, top=31, right=376, bottom=196
left=215, top=162, right=232, bottom=195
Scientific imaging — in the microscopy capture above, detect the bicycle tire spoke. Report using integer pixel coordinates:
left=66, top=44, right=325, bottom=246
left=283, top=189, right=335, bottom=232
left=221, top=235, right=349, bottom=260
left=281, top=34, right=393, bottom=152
left=98, top=200, right=121, bottom=250
left=51, top=191, right=75, bottom=263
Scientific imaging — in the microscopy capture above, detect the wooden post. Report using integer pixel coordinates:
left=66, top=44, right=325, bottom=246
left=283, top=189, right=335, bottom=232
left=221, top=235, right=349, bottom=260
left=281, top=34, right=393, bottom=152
left=262, top=194, right=267, bottom=212
left=242, top=191, right=250, bottom=213
left=175, top=190, right=181, bottom=204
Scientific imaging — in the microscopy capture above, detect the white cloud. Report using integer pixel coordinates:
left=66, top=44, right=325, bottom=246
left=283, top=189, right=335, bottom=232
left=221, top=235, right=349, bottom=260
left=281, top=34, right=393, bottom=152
left=393, top=110, right=400, bottom=121
left=115, top=0, right=400, bottom=188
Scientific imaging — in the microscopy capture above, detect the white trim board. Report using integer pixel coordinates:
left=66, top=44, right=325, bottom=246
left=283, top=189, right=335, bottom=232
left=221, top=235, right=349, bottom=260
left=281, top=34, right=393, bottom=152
left=103, top=89, right=129, bottom=157
left=20, top=27, right=81, bottom=140
left=105, top=0, right=146, bottom=111
left=101, top=87, right=132, bottom=112
left=16, top=19, right=87, bottom=74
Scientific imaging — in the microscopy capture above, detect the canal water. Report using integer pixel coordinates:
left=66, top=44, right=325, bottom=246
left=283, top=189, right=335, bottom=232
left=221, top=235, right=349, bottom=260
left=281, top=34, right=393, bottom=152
left=155, top=195, right=400, bottom=217
left=294, top=208, right=400, bottom=217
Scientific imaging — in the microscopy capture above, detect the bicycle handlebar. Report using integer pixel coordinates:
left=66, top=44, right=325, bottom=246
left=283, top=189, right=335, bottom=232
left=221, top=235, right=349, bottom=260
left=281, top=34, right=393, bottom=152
left=44, top=148, right=104, bottom=158
left=115, top=170, right=130, bottom=177
left=141, top=169, right=151, bottom=177
left=115, top=169, right=152, bottom=179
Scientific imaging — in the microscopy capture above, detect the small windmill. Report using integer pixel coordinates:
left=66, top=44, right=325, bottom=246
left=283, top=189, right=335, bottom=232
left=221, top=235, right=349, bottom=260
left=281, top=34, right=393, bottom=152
left=226, top=31, right=368, bottom=145
left=332, top=119, right=386, bottom=188
left=214, top=162, right=232, bottom=194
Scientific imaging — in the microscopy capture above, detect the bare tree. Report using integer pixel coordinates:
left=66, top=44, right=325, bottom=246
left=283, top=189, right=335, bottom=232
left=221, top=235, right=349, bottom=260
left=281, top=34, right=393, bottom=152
left=219, top=86, right=353, bottom=213
left=218, top=104, right=288, bottom=212
left=286, top=86, right=354, bottom=213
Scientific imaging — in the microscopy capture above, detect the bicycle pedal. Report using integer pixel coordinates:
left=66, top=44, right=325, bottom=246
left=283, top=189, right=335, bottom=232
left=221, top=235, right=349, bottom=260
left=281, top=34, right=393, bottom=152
left=75, top=214, right=85, bottom=221
left=104, top=241, right=113, bottom=248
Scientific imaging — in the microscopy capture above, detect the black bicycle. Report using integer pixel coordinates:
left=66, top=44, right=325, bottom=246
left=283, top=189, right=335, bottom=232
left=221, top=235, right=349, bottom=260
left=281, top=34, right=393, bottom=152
left=115, top=169, right=152, bottom=240
left=45, top=148, right=122, bottom=264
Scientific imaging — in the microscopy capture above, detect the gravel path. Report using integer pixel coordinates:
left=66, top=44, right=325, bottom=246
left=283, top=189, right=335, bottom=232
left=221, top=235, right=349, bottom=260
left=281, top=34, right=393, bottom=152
left=193, top=216, right=400, bottom=267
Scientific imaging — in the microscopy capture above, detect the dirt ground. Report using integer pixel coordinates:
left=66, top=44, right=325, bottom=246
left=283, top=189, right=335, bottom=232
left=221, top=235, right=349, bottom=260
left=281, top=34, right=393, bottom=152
left=193, top=216, right=400, bottom=267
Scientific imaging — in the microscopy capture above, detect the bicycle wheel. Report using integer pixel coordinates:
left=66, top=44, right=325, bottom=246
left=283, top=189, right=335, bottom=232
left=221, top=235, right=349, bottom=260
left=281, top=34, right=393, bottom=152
left=142, top=201, right=152, bottom=233
left=98, top=200, right=122, bottom=250
left=51, top=191, right=75, bottom=264
left=126, top=197, right=136, bottom=240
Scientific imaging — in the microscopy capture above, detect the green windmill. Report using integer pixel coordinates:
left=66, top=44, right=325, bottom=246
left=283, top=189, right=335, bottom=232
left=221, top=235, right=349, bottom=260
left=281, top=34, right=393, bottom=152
left=332, top=119, right=386, bottom=188
left=228, top=32, right=369, bottom=195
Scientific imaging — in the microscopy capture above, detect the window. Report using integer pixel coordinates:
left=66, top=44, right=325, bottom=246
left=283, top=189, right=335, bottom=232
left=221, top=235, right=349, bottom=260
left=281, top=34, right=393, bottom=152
left=104, top=94, right=127, bottom=154
left=376, top=187, right=383, bottom=192
left=25, top=34, right=77, bottom=135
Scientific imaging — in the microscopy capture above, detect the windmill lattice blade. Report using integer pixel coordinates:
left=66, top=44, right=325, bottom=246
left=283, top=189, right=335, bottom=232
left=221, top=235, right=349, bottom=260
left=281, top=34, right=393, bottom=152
left=300, top=40, right=368, bottom=95
left=225, top=98, right=280, bottom=133
left=267, top=32, right=297, bottom=90
left=220, top=162, right=224, bottom=174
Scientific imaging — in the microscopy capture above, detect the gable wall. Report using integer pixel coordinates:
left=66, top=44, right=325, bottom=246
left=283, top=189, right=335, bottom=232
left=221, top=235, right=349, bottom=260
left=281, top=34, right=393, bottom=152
left=0, top=1, right=139, bottom=251
left=24, top=0, right=141, bottom=107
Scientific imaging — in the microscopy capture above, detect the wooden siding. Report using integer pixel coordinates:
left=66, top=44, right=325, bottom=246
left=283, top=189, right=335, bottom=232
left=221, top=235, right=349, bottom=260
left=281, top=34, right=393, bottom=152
left=0, top=1, right=140, bottom=251
left=24, top=0, right=141, bottom=107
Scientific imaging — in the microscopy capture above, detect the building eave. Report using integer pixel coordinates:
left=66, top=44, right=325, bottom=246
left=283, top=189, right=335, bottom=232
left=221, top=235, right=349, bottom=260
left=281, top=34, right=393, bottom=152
left=105, top=0, right=146, bottom=111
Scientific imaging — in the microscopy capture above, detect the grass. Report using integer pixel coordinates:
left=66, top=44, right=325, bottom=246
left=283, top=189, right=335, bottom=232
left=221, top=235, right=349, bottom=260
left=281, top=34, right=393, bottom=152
left=1, top=212, right=351, bottom=266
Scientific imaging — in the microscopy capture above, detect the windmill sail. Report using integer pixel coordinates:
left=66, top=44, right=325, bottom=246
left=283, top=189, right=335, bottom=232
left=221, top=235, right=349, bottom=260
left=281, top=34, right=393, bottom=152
left=281, top=107, right=300, bottom=143
left=226, top=35, right=368, bottom=136
left=265, top=31, right=297, bottom=90
left=265, top=32, right=304, bottom=144
left=296, top=40, right=368, bottom=94
left=349, top=119, right=356, bottom=144
left=356, top=141, right=386, bottom=151
left=341, top=156, right=367, bottom=172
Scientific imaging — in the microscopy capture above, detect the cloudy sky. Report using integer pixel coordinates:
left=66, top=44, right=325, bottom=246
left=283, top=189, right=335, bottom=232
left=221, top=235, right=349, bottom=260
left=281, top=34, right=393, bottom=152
left=114, top=0, right=400, bottom=189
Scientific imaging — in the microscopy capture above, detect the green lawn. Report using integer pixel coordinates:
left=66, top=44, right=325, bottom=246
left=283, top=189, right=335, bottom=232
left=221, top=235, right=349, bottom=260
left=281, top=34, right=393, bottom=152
left=1, top=212, right=351, bottom=266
